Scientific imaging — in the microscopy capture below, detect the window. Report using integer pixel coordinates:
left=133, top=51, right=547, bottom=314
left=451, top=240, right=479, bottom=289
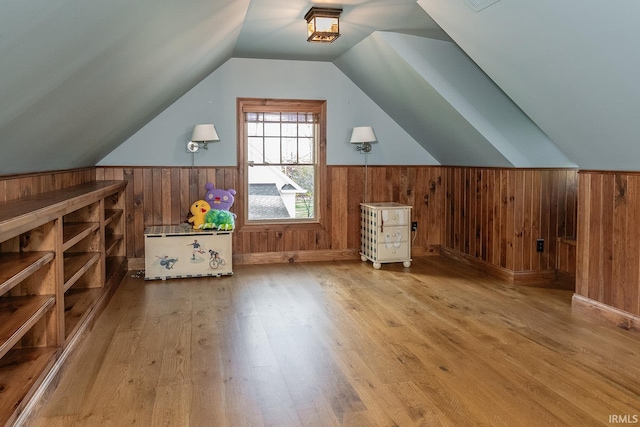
left=237, top=98, right=327, bottom=229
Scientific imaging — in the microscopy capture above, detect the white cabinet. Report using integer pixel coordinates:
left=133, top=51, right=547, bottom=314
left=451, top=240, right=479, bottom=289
left=144, top=225, right=233, bottom=280
left=360, top=202, right=412, bottom=269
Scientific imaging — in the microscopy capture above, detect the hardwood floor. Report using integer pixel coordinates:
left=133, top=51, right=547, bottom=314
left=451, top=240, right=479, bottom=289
left=28, top=257, right=640, bottom=426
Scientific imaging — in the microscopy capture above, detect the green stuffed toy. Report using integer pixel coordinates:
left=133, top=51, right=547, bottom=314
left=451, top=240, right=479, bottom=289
left=191, top=183, right=236, bottom=230
left=200, top=209, right=235, bottom=231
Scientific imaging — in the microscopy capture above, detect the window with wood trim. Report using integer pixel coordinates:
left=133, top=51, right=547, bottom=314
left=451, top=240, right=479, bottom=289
left=237, top=98, right=327, bottom=230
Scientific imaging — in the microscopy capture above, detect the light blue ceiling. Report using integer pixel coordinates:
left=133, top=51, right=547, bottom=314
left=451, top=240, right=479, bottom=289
left=1, top=0, right=628, bottom=175
left=334, top=32, right=573, bottom=167
left=0, top=0, right=249, bottom=175
left=419, top=0, right=640, bottom=170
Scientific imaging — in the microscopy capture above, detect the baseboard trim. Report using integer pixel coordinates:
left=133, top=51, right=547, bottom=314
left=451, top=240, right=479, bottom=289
left=555, top=270, right=576, bottom=291
left=129, top=245, right=440, bottom=270
left=234, top=249, right=360, bottom=265
left=439, top=246, right=565, bottom=288
left=572, top=294, right=640, bottom=335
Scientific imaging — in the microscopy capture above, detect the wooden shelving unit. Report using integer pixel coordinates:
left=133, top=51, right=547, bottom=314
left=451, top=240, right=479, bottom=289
left=63, top=252, right=101, bottom=291
left=0, top=180, right=127, bottom=426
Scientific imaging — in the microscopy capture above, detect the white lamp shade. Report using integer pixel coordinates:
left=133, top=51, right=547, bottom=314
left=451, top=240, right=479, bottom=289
left=191, top=124, right=219, bottom=142
left=350, top=126, right=376, bottom=143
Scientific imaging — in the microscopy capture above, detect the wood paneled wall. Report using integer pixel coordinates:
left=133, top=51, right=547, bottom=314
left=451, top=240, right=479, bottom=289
left=0, top=168, right=95, bottom=202
left=2, top=166, right=578, bottom=280
left=333, top=166, right=446, bottom=253
left=96, top=166, right=447, bottom=266
left=96, top=165, right=579, bottom=279
left=443, top=168, right=578, bottom=279
left=8, top=166, right=640, bottom=323
left=576, top=171, right=640, bottom=317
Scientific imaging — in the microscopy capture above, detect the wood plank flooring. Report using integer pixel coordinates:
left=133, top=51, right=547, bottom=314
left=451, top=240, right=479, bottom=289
left=27, top=257, right=640, bottom=426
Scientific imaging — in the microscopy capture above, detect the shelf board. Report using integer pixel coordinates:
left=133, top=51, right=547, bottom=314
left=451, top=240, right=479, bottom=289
left=104, top=234, right=124, bottom=256
left=63, top=252, right=100, bottom=292
left=105, top=256, right=126, bottom=283
left=0, top=295, right=56, bottom=360
left=0, top=181, right=126, bottom=243
left=0, top=346, right=59, bottom=427
left=0, top=252, right=55, bottom=296
left=62, top=222, right=99, bottom=251
left=64, top=288, right=103, bottom=342
left=104, top=209, right=123, bottom=227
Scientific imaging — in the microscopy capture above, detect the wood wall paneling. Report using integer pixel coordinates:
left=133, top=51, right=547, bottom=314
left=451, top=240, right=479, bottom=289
left=10, top=169, right=640, bottom=342
left=577, top=171, right=640, bottom=317
left=96, top=166, right=578, bottom=279
left=3, top=166, right=578, bottom=287
left=443, top=168, right=579, bottom=282
left=96, top=166, right=447, bottom=266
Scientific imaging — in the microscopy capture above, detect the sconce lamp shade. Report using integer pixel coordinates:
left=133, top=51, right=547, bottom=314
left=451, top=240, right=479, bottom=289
left=351, top=126, right=376, bottom=154
left=187, top=124, right=220, bottom=152
left=305, top=7, right=342, bottom=43
left=350, top=126, right=376, bottom=144
left=191, top=124, right=219, bottom=142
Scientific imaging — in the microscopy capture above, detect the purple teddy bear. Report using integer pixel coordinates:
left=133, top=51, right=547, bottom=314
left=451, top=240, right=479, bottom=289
left=204, top=183, right=236, bottom=211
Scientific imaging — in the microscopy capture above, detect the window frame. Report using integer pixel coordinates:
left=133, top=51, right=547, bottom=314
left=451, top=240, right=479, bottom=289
left=236, top=98, right=327, bottom=232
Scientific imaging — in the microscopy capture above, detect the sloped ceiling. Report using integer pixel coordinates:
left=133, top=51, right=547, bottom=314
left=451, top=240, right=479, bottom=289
left=1, top=0, right=631, bottom=175
left=334, top=32, right=573, bottom=167
left=419, top=0, right=640, bottom=171
left=0, top=0, right=249, bottom=175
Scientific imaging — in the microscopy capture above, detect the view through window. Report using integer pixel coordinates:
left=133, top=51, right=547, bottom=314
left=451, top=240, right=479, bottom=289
left=238, top=99, right=326, bottom=226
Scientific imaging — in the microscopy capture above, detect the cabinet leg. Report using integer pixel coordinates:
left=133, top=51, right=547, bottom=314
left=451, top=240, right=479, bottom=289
left=403, top=261, right=412, bottom=268
left=361, top=255, right=368, bottom=262
left=373, top=262, right=381, bottom=270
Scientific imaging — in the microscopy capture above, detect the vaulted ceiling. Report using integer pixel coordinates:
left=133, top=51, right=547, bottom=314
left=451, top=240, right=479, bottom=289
left=1, top=0, right=636, bottom=175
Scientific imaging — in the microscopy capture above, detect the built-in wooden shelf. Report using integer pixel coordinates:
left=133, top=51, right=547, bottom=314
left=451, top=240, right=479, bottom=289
left=64, top=288, right=103, bottom=341
left=0, top=346, right=59, bottom=427
left=0, top=179, right=128, bottom=425
left=0, top=295, right=55, bottom=359
left=0, top=252, right=55, bottom=295
left=0, top=181, right=127, bottom=243
left=104, top=209, right=123, bottom=228
left=62, top=222, right=99, bottom=251
left=105, top=256, right=126, bottom=285
left=63, top=252, right=100, bottom=292
left=105, top=234, right=124, bottom=257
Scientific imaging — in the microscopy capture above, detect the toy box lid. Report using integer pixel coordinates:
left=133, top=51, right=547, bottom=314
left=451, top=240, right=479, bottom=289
left=144, top=224, right=232, bottom=237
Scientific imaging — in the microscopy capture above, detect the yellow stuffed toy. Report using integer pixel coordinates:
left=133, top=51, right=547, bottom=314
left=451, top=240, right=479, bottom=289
left=188, top=200, right=211, bottom=229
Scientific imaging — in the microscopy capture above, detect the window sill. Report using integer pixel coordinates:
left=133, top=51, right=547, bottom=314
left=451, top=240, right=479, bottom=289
left=237, top=221, right=324, bottom=233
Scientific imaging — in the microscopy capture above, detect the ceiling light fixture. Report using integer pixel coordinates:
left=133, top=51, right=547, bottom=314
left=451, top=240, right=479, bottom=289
left=304, top=7, right=342, bottom=43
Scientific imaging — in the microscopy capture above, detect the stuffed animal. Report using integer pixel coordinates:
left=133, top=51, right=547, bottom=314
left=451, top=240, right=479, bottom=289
left=201, top=209, right=235, bottom=231
left=188, top=200, right=211, bottom=229
left=204, top=183, right=236, bottom=211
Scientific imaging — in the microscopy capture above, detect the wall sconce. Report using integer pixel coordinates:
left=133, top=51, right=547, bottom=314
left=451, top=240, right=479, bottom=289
left=350, top=126, right=376, bottom=153
left=187, top=124, right=219, bottom=152
left=350, top=126, right=377, bottom=202
left=304, top=7, right=342, bottom=43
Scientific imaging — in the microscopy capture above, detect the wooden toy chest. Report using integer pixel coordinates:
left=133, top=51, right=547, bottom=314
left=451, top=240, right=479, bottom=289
left=144, top=225, right=233, bottom=280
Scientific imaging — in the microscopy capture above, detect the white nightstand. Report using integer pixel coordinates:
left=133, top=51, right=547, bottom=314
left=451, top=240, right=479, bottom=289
left=360, top=202, right=412, bottom=269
